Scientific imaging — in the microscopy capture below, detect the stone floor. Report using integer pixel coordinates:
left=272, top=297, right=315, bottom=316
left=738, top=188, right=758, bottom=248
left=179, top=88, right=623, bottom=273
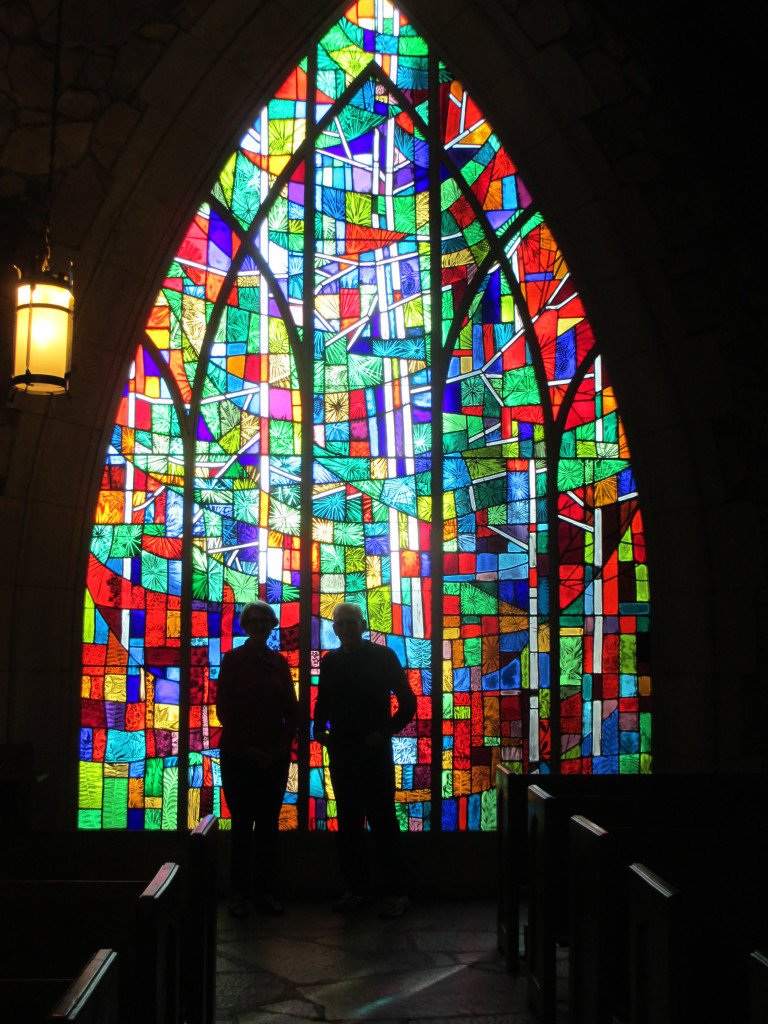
left=215, top=898, right=542, bottom=1024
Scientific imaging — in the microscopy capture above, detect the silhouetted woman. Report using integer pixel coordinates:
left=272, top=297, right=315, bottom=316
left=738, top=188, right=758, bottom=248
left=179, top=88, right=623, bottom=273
left=216, top=600, right=299, bottom=916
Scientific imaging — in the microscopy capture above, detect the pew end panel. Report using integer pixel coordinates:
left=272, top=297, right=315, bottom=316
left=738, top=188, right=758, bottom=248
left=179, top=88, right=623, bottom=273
left=749, top=949, right=768, bottom=1024
left=628, top=862, right=688, bottom=1024
left=526, top=784, right=559, bottom=1024
left=0, top=816, right=219, bottom=1024
left=0, top=864, right=183, bottom=1024
left=187, top=814, right=219, bottom=1024
left=139, top=861, right=182, bottom=1024
left=568, top=814, right=625, bottom=1024
left=496, top=765, right=526, bottom=972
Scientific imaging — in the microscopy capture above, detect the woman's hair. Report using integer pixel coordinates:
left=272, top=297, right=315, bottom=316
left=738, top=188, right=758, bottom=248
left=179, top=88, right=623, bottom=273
left=239, top=600, right=278, bottom=631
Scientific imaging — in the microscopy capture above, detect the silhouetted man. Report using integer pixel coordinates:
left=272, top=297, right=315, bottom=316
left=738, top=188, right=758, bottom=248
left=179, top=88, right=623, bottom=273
left=313, top=602, right=416, bottom=918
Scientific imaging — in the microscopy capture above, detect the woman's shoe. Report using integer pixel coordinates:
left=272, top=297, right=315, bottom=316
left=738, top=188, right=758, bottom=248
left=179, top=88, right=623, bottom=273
left=378, top=894, right=410, bottom=919
left=332, top=891, right=366, bottom=912
left=253, top=894, right=285, bottom=915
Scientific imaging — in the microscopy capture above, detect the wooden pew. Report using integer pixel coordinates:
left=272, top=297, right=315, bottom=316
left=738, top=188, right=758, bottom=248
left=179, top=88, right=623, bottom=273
left=630, top=850, right=768, bottom=1022
left=0, top=863, right=181, bottom=1024
left=526, top=782, right=667, bottom=1023
left=568, top=814, right=714, bottom=1023
left=497, top=770, right=768, bottom=984
left=570, top=809, right=768, bottom=1024
left=496, top=769, right=632, bottom=971
left=567, top=815, right=616, bottom=1024
left=525, top=785, right=558, bottom=1021
left=0, top=949, right=118, bottom=1024
left=523, top=776, right=768, bottom=1023
left=628, top=863, right=686, bottom=1024
left=48, top=948, right=119, bottom=1024
left=496, top=765, right=521, bottom=969
left=495, top=769, right=685, bottom=974
left=0, top=816, right=218, bottom=1024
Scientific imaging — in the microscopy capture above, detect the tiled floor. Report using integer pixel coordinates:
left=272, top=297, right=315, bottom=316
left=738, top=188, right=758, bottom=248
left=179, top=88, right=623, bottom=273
left=215, top=898, right=539, bottom=1024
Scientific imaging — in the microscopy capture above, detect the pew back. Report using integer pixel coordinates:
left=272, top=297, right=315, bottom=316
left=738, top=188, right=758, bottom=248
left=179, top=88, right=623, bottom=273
left=495, top=765, right=520, bottom=968
left=629, top=863, right=685, bottom=1024
left=48, top=948, right=119, bottom=1024
left=0, top=864, right=180, bottom=1024
left=567, top=816, right=613, bottom=1024
left=568, top=815, right=714, bottom=1024
left=523, top=776, right=768, bottom=1024
left=496, top=769, right=716, bottom=973
left=0, top=816, right=218, bottom=1024
left=526, top=782, right=666, bottom=1023
left=1, top=979, right=73, bottom=1024
left=571, top=811, right=768, bottom=1023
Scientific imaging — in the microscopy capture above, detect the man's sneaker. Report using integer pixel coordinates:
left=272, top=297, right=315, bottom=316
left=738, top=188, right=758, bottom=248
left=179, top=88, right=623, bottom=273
left=333, top=891, right=366, bottom=912
left=253, top=894, right=285, bottom=915
left=378, top=894, right=410, bottom=919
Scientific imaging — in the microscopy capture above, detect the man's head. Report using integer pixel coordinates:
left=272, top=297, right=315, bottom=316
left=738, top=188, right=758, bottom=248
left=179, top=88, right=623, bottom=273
left=332, top=602, right=367, bottom=651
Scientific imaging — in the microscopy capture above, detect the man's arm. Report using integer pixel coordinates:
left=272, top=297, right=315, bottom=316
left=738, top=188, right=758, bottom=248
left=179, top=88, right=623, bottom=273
left=389, top=658, right=417, bottom=735
left=365, top=647, right=416, bottom=744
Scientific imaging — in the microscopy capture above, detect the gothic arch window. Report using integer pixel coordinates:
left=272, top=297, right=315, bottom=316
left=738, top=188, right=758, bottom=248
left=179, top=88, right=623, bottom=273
left=79, top=1, right=651, bottom=831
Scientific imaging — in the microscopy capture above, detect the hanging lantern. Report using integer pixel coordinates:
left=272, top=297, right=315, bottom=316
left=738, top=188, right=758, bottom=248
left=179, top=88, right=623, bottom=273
left=11, top=0, right=74, bottom=398
left=12, top=268, right=74, bottom=395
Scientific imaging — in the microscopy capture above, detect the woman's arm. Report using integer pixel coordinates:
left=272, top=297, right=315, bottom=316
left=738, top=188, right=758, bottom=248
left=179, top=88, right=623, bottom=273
left=312, top=655, right=332, bottom=746
left=280, top=655, right=300, bottom=747
left=214, top=651, right=234, bottom=727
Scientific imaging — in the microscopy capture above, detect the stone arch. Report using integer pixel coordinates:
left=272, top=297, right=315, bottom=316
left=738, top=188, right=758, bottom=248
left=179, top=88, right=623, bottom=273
left=3, top=0, right=745, bottom=826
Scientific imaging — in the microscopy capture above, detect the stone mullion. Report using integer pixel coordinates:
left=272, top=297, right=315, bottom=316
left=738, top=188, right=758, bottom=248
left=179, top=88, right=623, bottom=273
left=428, top=46, right=445, bottom=832
left=297, top=43, right=318, bottom=829
left=177, top=387, right=195, bottom=827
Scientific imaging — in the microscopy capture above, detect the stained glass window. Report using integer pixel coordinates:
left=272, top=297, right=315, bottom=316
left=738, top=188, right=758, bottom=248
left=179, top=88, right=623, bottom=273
left=79, top=0, right=651, bottom=832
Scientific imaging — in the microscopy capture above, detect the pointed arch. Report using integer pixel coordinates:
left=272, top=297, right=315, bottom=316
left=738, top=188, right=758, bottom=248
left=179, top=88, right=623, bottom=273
left=79, top=0, right=651, bottom=831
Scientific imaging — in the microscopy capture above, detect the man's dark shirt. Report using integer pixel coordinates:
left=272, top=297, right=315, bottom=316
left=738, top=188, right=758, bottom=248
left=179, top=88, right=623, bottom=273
left=314, top=640, right=416, bottom=747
